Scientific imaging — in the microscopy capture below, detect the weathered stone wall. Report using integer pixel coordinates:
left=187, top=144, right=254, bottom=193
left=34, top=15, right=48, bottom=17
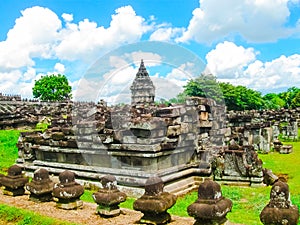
left=0, top=100, right=72, bottom=129
left=226, top=108, right=300, bottom=153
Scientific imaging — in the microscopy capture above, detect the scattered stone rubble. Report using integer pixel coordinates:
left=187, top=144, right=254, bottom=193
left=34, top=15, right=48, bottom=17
left=260, top=181, right=299, bottom=225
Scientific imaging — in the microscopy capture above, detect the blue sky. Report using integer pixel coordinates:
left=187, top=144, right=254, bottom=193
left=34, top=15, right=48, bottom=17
left=0, top=0, right=300, bottom=103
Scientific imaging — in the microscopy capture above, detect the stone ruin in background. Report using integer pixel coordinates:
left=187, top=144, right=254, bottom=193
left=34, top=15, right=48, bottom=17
left=1, top=60, right=299, bottom=196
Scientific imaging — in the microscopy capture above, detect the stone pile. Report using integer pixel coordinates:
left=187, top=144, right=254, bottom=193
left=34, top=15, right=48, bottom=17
left=17, top=97, right=215, bottom=195
left=0, top=100, right=72, bottom=129
left=226, top=108, right=300, bottom=152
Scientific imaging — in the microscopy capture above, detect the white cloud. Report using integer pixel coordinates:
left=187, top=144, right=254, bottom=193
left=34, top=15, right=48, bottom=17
left=205, top=41, right=257, bottom=78
left=128, top=51, right=162, bottom=66
left=178, top=0, right=295, bottom=43
left=0, top=68, right=43, bottom=98
left=54, top=63, right=66, bottom=74
left=243, top=55, right=300, bottom=90
left=62, top=13, right=73, bottom=23
left=0, top=5, right=154, bottom=99
left=152, top=76, right=184, bottom=101
left=150, top=26, right=184, bottom=42
left=0, top=6, right=61, bottom=70
left=55, top=5, right=151, bottom=61
left=206, top=42, right=300, bottom=92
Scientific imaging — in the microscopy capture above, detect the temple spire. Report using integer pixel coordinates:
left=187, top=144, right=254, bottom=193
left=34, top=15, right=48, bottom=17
left=130, top=59, right=155, bottom=105
left=137, top=59, right=149, bottom=77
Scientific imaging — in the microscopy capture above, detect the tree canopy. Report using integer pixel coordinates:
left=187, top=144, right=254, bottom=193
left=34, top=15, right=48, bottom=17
left=32, top=74, right=72, bottom=101
left=174, top=74, right=300, bottom=111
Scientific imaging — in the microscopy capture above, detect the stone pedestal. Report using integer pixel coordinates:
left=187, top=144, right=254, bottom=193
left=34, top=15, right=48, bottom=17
left=133, top=176, right=177, bottom=224
left=1, top=165, right=28, bottom=196
left=25, top=168, right=54, bottom=202
left=187, top=180, right=232, bottom=225
left=260, top=181, right=299, bottom=225
left=273, top=139, right=283, bottom=152
left=280, top=145, right=293, bottom=154
left=93, top=175, right=127, bottom=217
left=52, top=170, right=84, bottom=209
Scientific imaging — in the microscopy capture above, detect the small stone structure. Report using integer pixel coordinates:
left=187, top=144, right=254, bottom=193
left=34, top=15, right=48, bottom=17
left=133, top=176, right=177, bottom=224
left=130, top=59, right=155, bottom=105
left=260, top=181, right=299, bottom=225
left=52, top=170, right=84, bottom=209
left=280, top=145, right=293, bottom=154
left=92, top=175, right=127, bottom=217
left=273, top=139, right=283, bottom=152
left=187, top=179, right=232, bottom=225
left=213, top=145, right=263, bottom=185
left=25, top=168, right=54, bottom=202
left=0, top=164, right=28, bottom=196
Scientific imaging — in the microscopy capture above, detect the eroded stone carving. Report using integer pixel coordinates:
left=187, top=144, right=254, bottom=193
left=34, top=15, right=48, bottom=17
left=187, top=180, right=232, bottom=225
left=133, top=176, right=177, bottom=224
left=92, top=175, right=127, bottom=217
left=52, top=170, right=84, bottom=209
left=25, top=168, right=54, bottom=202
left=260, top=181, right=299, bottom=225
left=0, top=164, right=28, bottom=196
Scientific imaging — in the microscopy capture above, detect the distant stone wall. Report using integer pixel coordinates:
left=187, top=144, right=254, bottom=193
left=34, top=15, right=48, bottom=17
left=0, top=93, right=21, bottom=101
left=225, top=108, right=300, bottom=153
left=0, top=100, right=73, bottom=129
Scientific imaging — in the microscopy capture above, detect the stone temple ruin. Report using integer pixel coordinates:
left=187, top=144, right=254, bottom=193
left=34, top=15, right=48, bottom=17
left=0, top=60, right=298, bottom=196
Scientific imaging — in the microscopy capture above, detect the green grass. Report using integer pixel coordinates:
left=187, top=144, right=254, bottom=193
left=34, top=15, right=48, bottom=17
left=259, top=141, right=300, bottom=208
left=0, top=130, right=21, bottom=173
left=0, top=204, right=78, bottom=225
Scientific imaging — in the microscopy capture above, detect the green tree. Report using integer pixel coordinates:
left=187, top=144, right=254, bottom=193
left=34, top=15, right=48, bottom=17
left=263, top=93, right=285, bottom=109
left=32, top=74, right=72, bottom=101
left=291, top=91, right=300, bottom=108
left=183, top=74, right=224, bottom=104
left=219, top=83, right=264, bottom=111
left=279, top=87, right=300, bottom=108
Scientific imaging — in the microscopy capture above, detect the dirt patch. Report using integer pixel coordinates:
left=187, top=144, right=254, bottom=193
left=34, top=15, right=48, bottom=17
left=0, top=189, right=195, bottom=225
left=0, top=189, right=245, bottom=225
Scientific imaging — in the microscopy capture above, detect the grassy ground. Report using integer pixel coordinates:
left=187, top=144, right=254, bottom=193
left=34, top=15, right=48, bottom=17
left=1, top=129, right=300, bottom=224
left=0, top=204, right=77, bottom=225
left=0, top=130, right=21, bottom=173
